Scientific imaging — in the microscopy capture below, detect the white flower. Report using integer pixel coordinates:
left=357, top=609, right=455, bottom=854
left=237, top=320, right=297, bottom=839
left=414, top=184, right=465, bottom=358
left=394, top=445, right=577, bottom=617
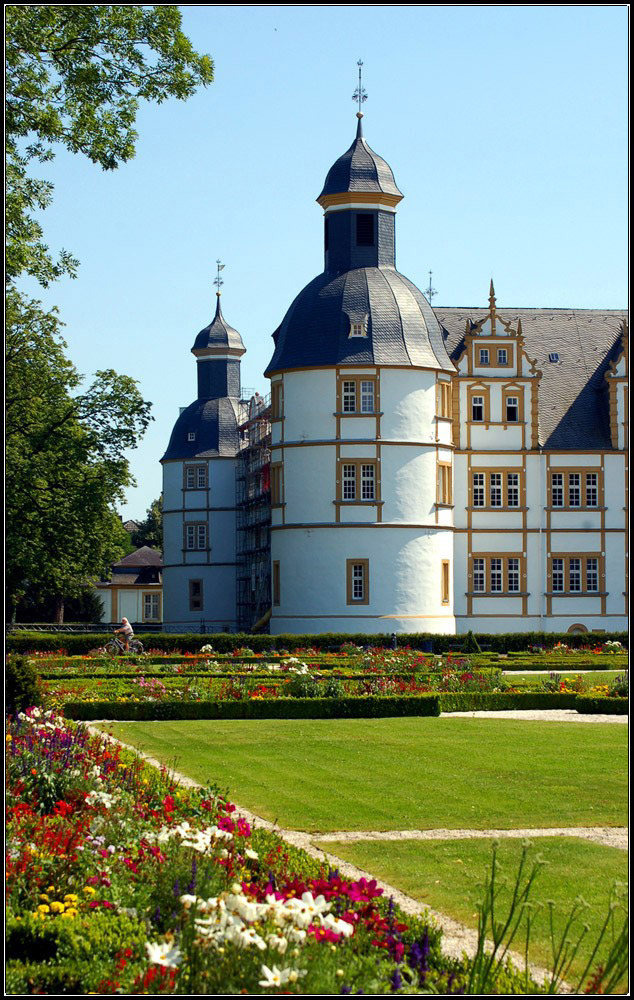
left=180, top=894, right=198, bottom=910
left=267, top=933, right=289, bottom=954
left=145, top=940, right=182, bottom=967
left=258, top=965, right=304, bottom=988
left=245, top=848, right=259, bottom=860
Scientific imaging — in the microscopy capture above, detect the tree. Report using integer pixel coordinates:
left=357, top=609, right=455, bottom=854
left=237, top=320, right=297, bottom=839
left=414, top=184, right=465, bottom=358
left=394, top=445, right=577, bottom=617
left=6, top=5, right=213, bottom=285
left=131, top=496, right=163, bottom=551
left=6, top=288, right=152, bottom=622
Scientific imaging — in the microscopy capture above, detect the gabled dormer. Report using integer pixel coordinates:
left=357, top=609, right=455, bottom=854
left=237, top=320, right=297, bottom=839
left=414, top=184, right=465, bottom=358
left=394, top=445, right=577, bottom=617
left=605, top=319, right=628, bottom=450
left=452, top=282, right=542, bottom=450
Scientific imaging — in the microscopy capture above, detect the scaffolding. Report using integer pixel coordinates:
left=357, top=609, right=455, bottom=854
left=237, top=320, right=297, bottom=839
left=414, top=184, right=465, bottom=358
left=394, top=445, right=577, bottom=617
left=236, top=392, right=272, bottom=631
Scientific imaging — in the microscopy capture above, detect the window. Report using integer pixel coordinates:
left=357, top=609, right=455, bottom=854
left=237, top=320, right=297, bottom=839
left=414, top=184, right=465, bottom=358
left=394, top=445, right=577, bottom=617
left=441, top=561, right=450, bottom=604
left=437, top=463, right=452, bottom=506
left=497, top=348, right=508, bottom=365
left=549, top=556, right=603, bottom=594
left=505, top=396, right=519, bottom=422
left=338, top=460, right=378, bottom=503
left=472, top=395, right=484, bottom=421
left=346, top=559, right=369, bottom=604
left=338, top=375, right=376, bottom=413
left=271, top=382, right=284, bottom=420
left=185, top=523, right=207, bottom=550
left=473, top=473, right=485, bottom=507
left=549, top=470, right=603, bottom=509
left=356, top=213, right=375, bottom=246
left=479, top=349, right=490, bottom=366
left=349, top=320, right=367, bottom=338
left=468, top=387, right=490, bottom=423
left=437, top=380, right=452, bottom=418
left=187, top=432, right=196, bottom=442
left=271, top=464, right=284, bottom=505
left=471, top=470, right=523, bottom=509
left=473, top=558, right=486, bottom=593
left=470, top=555, right=525, bottom=595
left=272, top=561, right=280, bottom=606
left=189, top=580, right=203, bottom=611
left=143, top=593, right=161, bottom=621
left=548, top=352, right=560, bottom=363
left=184, top=465, right=207, bottom=490
left=489, top=473, right=502, bottom=508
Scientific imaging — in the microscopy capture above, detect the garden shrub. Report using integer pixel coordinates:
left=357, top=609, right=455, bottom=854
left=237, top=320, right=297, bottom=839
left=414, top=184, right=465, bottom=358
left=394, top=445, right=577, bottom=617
left=63, top=694, right=442, bottom=722
left=575, top=695, right=628, bottom=715
left=439, top=692, right=580, bottom=712
left=6, top=629, right=628, bottom=656
left=5, top=655, right=42, bottom=713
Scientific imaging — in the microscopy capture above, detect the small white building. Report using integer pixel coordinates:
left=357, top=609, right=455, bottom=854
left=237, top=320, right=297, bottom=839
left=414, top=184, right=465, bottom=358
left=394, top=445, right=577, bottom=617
left=95, top=546, right=163, bottom=625
left=162, top=115, right=628, bottom=637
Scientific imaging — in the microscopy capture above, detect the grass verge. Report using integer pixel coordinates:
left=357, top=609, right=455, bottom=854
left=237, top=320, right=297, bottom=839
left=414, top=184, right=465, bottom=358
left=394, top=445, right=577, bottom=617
left=101, top=717, right=627, bottom=833
left=316, top=836, right=628, bottom=988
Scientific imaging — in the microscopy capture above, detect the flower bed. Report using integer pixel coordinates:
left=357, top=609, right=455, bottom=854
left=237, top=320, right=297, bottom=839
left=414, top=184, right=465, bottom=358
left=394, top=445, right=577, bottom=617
left=6, top=709, right=494, bottom=995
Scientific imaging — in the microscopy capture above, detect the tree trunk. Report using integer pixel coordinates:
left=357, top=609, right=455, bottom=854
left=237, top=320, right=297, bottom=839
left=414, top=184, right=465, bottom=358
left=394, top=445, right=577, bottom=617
left=53, top=595, right=65, bottom=624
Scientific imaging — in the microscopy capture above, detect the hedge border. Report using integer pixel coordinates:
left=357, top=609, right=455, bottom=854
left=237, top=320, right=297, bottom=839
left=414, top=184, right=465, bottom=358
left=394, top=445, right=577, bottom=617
left=63, top=694, right=442, bottom=721
left=6, top=630, right=628, bottom=656
left=438, top=692, right=581, bottom=712
left=575, top=695, right=629, bottom=715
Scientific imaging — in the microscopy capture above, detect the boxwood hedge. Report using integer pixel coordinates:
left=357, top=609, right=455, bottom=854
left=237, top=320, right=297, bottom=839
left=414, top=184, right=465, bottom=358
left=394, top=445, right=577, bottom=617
left=575, top=695, right=629, bottom=715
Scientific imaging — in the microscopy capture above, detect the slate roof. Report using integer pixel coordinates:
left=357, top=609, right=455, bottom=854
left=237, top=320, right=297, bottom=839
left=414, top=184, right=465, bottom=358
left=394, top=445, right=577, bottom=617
left=100, top=547, right=163, bottom=587
left=192, top=296, right=245, bottom=353
left=318, top=117, right=403, bottom=200
left=114, top=547, right=162, bottom=567
left=266, top=266, right=454, bottom=375
left=161, top=396, right=242, bottom=461
left=436, top=307, right=627, bottom=449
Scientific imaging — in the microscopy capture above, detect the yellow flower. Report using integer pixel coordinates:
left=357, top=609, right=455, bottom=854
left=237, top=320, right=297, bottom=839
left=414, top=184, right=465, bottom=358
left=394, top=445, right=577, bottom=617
left=39, top=894, right=50, bottom=901
left=64, top=893, right=78, bottom=903
left=6, top=734, right=12, bottom=742
left=37, top=904, right=50, bottom=914
left=50, top=902, right=65, bottom=914
left=47, top=885, right=56, bottom=893
left=61, top=910, right=77, bottom=920
left=83, top=886, right=96, bottom=895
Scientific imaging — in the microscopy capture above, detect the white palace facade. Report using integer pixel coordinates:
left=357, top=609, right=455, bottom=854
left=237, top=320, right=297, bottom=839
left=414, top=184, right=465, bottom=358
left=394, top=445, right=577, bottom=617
left=161, top=116, right=628, bottom=637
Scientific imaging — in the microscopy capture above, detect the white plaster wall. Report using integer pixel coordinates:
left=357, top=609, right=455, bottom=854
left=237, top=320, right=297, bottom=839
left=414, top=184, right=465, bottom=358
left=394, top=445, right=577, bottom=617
left=380, top=447, right=436, bottom=522
left=605, top=533, right=627, bottom=615
left=283, top=446, right=333, bottom=523
left=162, top=461, right=183, bottom=509
left=470, top=513, right=524, bottom=532
left=549, top=532, right=601, bottom=553
left=340, top=417, right=375, bottom=440
left=471, top=532, right=524, bottom=552
left=604, top=455, right=626, bottom=530
left=525, top=532, right=545, bottom=619
left=270, top=527, right=455, bottom=634
left=380, top=369, right=437, bottom=441
left=284, top=371, right=335, bottom=441
left=162, top=566, right=237, bottom=627
left=471, top=454, right=523, bottom=468
left=550, top=455, right=602, bottom=468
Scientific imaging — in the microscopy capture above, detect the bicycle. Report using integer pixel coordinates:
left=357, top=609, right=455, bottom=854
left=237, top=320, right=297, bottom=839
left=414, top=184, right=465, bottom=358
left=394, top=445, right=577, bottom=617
left=105, top=635, right=144, bottom=655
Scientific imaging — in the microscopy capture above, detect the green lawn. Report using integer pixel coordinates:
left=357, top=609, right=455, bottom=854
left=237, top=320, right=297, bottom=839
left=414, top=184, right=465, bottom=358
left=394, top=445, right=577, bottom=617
left=104, top=717, right=627, bottom=832
left=317, top=836, right=628, bottom=987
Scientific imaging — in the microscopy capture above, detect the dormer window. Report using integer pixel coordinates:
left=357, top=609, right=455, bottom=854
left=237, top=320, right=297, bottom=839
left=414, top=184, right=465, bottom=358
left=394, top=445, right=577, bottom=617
left=548, top=353, right=560, bottom=363
left=188, top=432, right=196, bottom=442
left=497, top=348, right=508, bottom=365
left=356, top=213, right=375, bottom=246
left=348, top=315, right=368, bottom=338
left=479, top=348, right=490, bottom=366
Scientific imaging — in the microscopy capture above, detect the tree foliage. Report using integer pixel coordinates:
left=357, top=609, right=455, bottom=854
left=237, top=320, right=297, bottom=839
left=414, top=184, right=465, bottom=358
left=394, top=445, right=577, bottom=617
left=6, top=289, right=153, bottom=621
left=131, top=496, right=163, bottom=551
left=6, top=4, right=213, bottom=285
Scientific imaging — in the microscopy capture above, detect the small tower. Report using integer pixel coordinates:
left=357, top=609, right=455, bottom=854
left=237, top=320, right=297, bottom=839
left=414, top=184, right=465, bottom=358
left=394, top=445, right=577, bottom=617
left=161, top=279, right=246, bottom=629
left=265, top=98, right=457, bottom=635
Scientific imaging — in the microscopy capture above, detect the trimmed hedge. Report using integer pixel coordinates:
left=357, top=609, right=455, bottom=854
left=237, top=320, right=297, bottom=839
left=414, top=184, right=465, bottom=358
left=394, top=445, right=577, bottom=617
left=63, top=694, right=441, bottom=721
left=438, top=692, right=581, bottom=712
left=6, top=629, right=629, bottom=655
left=575, top=695, right=629, bottom=715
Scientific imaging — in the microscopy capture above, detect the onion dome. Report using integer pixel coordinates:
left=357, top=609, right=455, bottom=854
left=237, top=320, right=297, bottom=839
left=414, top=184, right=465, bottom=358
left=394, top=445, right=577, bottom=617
left=162, top=397, right=242, bottom=461
left=266, top=266, right=454, bottom=375
left=192, top=294, right=246, bottom=357
left=317, top=116, right=403, bottom=208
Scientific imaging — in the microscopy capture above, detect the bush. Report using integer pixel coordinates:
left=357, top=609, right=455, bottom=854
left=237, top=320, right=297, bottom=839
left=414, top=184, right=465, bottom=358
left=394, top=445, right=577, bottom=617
left=575, top=695, right=628, bottom=715
left=63, top=694, right=441, bottom=721
left=7, top=629, right=628, bottom=656
left=5, top=655, right=42, bottom=713
left=439, top=692, right=580, bottom=712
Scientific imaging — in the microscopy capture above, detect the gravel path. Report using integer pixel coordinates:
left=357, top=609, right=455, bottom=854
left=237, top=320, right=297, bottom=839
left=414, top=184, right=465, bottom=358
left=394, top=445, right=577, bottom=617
left=313, top=825, right=628, bottom=850
left=442, top=709, right=627, bottom=723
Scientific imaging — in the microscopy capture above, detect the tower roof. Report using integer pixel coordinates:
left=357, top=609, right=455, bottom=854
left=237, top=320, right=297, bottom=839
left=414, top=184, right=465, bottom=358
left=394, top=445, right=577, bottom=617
left=317, top=118, right=403, bottom=205
left=161, top=397, right=242, bottom=461
left=192, top=295, right=245, bottom=355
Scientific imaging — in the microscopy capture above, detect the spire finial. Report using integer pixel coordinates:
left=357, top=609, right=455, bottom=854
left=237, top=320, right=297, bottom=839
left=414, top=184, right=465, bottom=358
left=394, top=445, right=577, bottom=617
left=352, top=59, right=367, bottom=118
left=426, top=270, right=437, bottom=303
left=489, top=278, right=496, bottom=311
left=214, top=258, right=225, bottom=298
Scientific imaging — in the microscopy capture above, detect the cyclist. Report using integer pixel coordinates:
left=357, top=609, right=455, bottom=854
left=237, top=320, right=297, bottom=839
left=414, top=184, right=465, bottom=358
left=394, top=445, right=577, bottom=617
left=115, top=617, right=134, bottom=652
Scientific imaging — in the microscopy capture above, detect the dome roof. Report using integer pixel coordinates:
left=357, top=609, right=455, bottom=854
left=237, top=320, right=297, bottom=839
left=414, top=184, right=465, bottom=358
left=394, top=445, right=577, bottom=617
left=265, top=267, right=455, bottom=375
left=161, top=397, right=242, bottom=461
left=192, top=295, right=245, bottom=354
left=318, top=118, right=403, bottom=202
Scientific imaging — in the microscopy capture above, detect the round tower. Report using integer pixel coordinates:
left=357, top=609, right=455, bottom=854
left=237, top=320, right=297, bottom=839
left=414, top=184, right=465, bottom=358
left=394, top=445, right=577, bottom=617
left=265, top=115, right=456, bottom=635
left=161, top=291, right=246, bottom=630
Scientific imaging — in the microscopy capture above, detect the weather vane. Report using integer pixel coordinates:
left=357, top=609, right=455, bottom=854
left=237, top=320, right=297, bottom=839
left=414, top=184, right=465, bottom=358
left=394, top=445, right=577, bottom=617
left=426, top=270, right=437, bottom=303
left=352, top=59, right=367, bottom=116
left=214, top=258, right=225, bottom=295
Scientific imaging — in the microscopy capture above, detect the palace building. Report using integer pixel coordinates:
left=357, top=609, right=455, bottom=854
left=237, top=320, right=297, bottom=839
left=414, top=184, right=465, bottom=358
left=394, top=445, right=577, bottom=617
left=161, top=115, right=628, bottom=636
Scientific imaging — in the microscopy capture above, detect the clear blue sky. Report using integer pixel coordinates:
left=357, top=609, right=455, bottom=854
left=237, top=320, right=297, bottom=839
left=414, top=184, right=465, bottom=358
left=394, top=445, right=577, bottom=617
left=18, top=4, right=628, bottom=521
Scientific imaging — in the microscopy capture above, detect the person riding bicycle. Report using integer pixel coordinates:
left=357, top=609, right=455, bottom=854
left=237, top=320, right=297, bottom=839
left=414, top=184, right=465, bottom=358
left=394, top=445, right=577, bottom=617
left=115, top=617, right=134, bottom=652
